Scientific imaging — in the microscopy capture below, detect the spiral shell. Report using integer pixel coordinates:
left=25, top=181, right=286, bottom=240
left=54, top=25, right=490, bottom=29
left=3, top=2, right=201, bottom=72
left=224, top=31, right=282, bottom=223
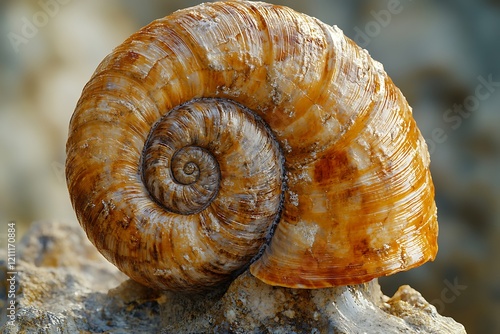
left=66, top=1, right=438, bottom=291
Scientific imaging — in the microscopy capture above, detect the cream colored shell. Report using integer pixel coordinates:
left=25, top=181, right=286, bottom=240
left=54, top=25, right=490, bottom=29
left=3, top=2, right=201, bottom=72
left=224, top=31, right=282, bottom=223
left=66, top=1, right=438, bottom=291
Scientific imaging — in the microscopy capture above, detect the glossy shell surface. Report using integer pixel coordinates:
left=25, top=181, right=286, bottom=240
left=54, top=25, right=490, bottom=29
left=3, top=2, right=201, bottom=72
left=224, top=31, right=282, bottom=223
left=66, top=1, right=438, bottom=291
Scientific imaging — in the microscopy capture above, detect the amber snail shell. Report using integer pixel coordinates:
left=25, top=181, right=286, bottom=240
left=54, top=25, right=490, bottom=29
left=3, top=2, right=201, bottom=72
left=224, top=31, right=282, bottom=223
left=66, top=1, right=438, bottom=292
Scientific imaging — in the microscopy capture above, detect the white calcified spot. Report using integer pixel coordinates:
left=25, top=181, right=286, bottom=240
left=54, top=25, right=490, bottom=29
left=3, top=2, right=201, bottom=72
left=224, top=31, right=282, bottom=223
left=295, top=220, right=319, bottom=249
left=196, top=17, right=218, bottom=30
left=281, top=139, right=292, bottom=153
left=101, top=200, right=109, bottom=215
left=418, top=138, right=431, bottom=166
left=324, top=113, right=341, bottom=136
left=296, top=170, right=312, bottom=182
left=225, top=309, right=236, bottom=323
left=206, top=52, right=226, bottom=71
left=154, top=268, right=173, bottom=276
left=193, top=247, right=205, bottom=258
left=348, top=143, right=371, bottom=171
left=206, top=211, right=220, bottom=232
left=366, top=222, right=392, bottom=250
left=288, top=191, right=299, bottom=207
left=222, top=178, right=235, bottom=187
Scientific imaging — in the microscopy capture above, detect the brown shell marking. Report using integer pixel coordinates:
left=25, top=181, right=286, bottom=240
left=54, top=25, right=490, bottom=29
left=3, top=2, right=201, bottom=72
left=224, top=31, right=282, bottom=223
left=66, top=1, right=438, bottom=291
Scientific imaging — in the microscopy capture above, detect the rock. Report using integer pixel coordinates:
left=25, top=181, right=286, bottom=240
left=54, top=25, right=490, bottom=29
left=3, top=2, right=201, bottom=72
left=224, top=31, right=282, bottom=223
left=1, top=221, right=466, bottom=333
left=159, top=272, right=466, bottom=333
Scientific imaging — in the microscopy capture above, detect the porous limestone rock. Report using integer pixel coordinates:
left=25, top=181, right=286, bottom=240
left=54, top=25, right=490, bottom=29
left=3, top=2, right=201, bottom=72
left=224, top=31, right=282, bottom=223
left=0, top=221, right=466, bottom=333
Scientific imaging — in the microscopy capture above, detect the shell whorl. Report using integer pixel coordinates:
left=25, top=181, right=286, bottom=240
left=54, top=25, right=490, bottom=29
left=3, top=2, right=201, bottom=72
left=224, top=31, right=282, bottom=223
left=141, top=98, right=284, bottom=217
left=66, top=1, right=438, bottom=291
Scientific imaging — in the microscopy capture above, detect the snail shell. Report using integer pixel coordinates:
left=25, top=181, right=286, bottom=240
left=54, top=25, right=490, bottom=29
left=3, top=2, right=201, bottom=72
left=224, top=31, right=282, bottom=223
left=66, top=1, right=438, bottom=291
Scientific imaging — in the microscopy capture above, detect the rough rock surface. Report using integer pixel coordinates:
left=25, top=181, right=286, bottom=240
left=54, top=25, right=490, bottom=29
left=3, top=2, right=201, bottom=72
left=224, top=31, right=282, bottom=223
left=1, top=221, right=466, bottom=333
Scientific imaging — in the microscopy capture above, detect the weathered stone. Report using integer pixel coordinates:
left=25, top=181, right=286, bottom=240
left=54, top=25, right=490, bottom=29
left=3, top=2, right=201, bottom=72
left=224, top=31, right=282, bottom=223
left=0, top=221, right=466, bottom=333
left=158, top=271, right=467, bottom=333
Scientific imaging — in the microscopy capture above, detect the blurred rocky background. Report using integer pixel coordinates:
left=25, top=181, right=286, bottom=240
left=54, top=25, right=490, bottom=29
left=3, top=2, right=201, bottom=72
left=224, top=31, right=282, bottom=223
left=0, top=0, right=498, bottom=333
